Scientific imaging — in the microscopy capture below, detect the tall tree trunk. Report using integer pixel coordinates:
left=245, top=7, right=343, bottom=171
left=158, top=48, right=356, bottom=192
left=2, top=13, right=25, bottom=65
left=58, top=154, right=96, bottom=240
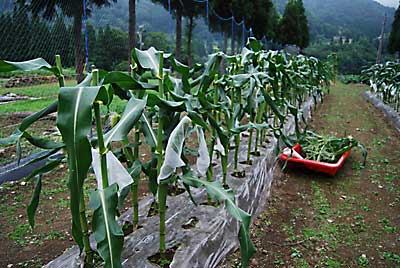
left=176, top=5, right=182, bottom=61
left=73, top=12, right=84, bottom=83
left=187, top=16, right=194, bottom=67
left=128, top=0, right=136, bottom=74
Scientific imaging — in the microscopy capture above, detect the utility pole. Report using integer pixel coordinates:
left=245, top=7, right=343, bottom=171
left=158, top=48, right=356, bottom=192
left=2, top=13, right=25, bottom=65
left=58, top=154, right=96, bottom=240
left=377, top=13, right=387, bottom=64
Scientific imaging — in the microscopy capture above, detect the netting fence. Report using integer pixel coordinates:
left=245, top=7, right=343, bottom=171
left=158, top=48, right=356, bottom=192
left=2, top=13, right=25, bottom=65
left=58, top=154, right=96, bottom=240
left=0, top=0, right=279, bottom=74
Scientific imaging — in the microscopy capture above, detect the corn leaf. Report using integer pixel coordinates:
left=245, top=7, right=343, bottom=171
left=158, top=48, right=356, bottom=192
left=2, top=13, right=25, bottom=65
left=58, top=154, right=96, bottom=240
left=196, top=127, right=210, bottom=177
left=0, top=58, right=60, bottom=76
left=91, top=149, right=133, bottom=193
left=181, top=174, right=256, bottom=268
left=158, top=116, right=192, bottom=182
left=146, top=91, right=185, bottom=111
left=27, top=158, right=63, bottom=228
left=140, top=113, right=157, bottom=149
left=103, top=71, right=158, bottom=90
left=57, top=86, right=101, bottom=250
left=103, top=96, right=146, bottom=147
left=27, top=175, right=42, bottom=229
left=89, top=184, right=124, bottom=268
left=0, top=101, right=58, bottom=146
left=133, top=47, right=162, bottom=77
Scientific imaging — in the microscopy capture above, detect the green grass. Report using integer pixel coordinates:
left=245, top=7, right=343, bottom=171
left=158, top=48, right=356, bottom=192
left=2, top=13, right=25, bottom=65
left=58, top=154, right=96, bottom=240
left=0, top=80, right=76, bottom=114
left=0, top=80, right=131, bottom=114
left=0, top=98, right=56, bottom=114
left=0, top=80, right=75, bottom=97
left=0, top=68, right=76, bottom=79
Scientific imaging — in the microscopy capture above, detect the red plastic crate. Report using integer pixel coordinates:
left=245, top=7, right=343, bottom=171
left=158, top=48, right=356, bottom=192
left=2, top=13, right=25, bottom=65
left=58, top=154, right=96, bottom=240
left=279, top=144, right=351, bottom=176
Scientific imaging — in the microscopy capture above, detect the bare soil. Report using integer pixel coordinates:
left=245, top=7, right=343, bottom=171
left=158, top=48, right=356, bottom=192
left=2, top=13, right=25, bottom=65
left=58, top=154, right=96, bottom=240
left=221, top=83, right=400, bottom=268
left=0, top=132, right=152, bottom=268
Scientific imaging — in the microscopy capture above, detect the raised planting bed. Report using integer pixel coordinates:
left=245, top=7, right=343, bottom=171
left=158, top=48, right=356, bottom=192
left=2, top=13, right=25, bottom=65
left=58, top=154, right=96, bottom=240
left=364, top=91, right=400, bottom=133
left=44, top=97, right=320, bottom=268
left=279, top=143, right=351, bottom=176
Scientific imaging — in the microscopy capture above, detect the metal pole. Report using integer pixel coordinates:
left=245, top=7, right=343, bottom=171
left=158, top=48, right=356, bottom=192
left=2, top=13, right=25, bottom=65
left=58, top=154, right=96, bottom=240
left=377, top=13, right=387, bottom=64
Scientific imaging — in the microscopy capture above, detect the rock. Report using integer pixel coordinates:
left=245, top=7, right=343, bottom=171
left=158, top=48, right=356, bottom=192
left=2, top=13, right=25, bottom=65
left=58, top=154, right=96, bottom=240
left=251, top=259, right=259, bottom=266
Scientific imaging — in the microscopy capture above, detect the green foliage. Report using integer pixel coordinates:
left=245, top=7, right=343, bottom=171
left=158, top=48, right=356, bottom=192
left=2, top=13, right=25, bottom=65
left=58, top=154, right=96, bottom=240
left=143, top=32, right=171, bottom=52
left=181, top=174, right=256, bottom=268
left=57, top=85, right=101, bottom=250
left=339, top=74, right=362, bottom=84
left=27, top=176, right=42, bottom=228
left=0, top=40, right=334, bottom=267
left=362, top=61, right=400, bottom=112
left=0, top=7, right=128, bottom=71
left=277, top=0, right=309, bottom=49
left=274, top=0, right=394, bottom=40
left=94, top=25, right=129, bottom=70
left=305, top=38, right=393, bottom=75
left=388, top=3, right=400, bottom=54
left=89, top=184, right=124, bottom=268
left=0, top=9, right=74, bottom=66
left=298, top=130, right=367, bottom=165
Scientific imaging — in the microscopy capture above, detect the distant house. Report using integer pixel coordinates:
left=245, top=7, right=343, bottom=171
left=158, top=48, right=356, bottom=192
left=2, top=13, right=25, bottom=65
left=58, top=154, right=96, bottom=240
left=333, top=35, right=353, bottom=45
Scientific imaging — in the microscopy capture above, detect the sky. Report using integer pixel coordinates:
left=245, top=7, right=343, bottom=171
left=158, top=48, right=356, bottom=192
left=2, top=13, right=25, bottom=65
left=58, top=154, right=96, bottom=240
left=375, top=0, right=398, bottom=7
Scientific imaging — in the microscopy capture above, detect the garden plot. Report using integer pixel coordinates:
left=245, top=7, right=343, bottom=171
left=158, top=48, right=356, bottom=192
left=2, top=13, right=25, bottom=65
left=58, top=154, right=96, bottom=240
left=0, top=41, right=333, bottom=268
left=222, top=83, right=400, bottom=268
left=0, top=93, right=35, bottom=104
left=364, top=91, right=400, bottom=133
left=45, top=96, right=319, bottom=268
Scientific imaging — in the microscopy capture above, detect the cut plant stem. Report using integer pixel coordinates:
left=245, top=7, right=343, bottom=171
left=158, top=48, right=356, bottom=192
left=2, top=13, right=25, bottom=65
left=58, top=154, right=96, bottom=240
left=92, top=70, right=109, bottom=189
left=79, top=191, right=93, bottom=265
left=158, top=182, right=168, bottom=257
left=156, top=51, right=168, bottom=259
left=133, top=129, right=140, bottom=229
left=206, top=136, right=215, bottom=204
left=234, top=134, right=240, bottom=173
left=206, top=82, right=219, bottom=204
left=247, top=128, right=253, bottom=163
left=131, top=59, right=141, bottom=230
left=247, top=114, right=256, bottom=163
left=254, top=103, right=264, bottom=152
left=222, top=146, right=228, bottom=187
left=55, top=54, right=65, bottom=87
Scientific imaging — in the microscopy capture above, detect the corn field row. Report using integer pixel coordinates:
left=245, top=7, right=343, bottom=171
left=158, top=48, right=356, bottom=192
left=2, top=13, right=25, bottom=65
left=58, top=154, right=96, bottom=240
left=0, top=39, right=334, bottom=268
left=362, top=61, right=400, bottom=113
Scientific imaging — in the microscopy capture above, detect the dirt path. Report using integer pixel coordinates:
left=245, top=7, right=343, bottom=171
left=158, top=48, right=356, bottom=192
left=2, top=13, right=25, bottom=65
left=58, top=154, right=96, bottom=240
left=222, top=83, right=400, bottom=268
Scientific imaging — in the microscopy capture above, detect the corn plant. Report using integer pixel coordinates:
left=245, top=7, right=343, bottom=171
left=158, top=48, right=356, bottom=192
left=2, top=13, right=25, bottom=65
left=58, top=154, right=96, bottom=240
left=362, top=61, right=400, bottom=112
left=0, top=38, right=334, bottom=268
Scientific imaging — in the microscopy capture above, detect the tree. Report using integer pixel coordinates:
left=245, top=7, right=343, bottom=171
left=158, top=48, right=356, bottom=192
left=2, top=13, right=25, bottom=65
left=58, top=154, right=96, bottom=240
left=51, top=16, right=72, bottom=66
left=0, top=13, right=14, bottom=60
left=182, top=0, right=203, bottom=66
left=22, top=0, right=117, bottom=82
left=388, top=3, right=400, bottom=54
left=209, top=0, right=233, bottom=55
left=264, top=4, right=280, bottom=41
left=143, top=32, right=171, bottom=51
left=209, top=0, right=278, bottom=54
left=277, top=0, right=309, bottom=49
left=95, top=25, right=128, bottom=70
left=128, top=0, right=136, bottom=73
left=152, top=0, right=183, bottom=60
